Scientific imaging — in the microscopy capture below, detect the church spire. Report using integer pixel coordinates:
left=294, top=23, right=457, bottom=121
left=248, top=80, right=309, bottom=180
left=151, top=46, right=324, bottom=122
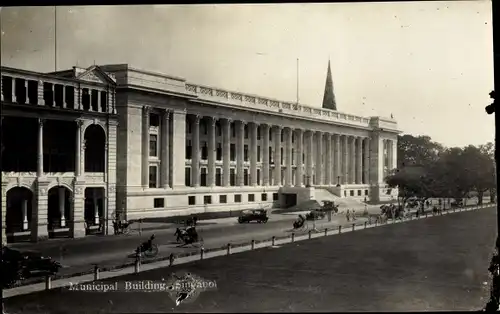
left=322, top=60, right=337, bottom=111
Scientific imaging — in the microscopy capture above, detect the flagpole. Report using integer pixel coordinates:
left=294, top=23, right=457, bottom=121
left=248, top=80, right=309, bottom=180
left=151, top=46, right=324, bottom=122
left=296, top=58, right=299, bottom=105
left=54, top=6, right=57, bottom=72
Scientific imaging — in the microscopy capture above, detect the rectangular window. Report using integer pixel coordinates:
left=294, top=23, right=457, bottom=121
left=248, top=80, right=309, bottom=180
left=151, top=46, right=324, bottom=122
left=230, top=144, right=236, bottom=161
left=149, top=113, right=160, bottom=127
left=186, top=140, right=192, bottom=159
left=200, top=168, right=207, bottom=186
left=257, top=127, right=261, bottom=140
left=365, top=190, right=369, bottom=196
left=185, top=167, right=191, bottom=187
left=219, top=195, right=227, bottom=204
left=244, top=169, right=249, bottom=186
left=216, top=143, right=222, bottom=161
left=149, top=165, right=158, bottom=188
left=248, top=194, right=255, bottom=202
left=201, top=142, right=208, bottom=160
left=154, top=198, right=164, bottom=208
left=257, top=146, right=261, bottom=162
left=244, top=145, right=249, bottom=161
left=149, top=134, right=158, bottom=157
left=272, top=193, right=279, bottom=201
left=230, top=168, right=236, bottom=186
left=350, top=190, right=355, bottom=196
left=244, top=125, right=249, bottom=139
left=257, top=169, right=261, bottom=185
left=358, top=190, right=362, bottom=196
left=187, top=121, right=192, bottom=134
left=202, top=121, right=207, bottom=135
left=204, top=195, right=212, bottom=204
left=234, top=194, right=242, bottom=203
left=261, top=193, right=268, bottom=201
left=231, top=124, right=235, bottom=137
left=216, top=123, right=222, bottom=136
left=281, top=132, right=284, bottom=142
left=188, top=196, right=196, bottom=205
left=280, top=147, right=284, bottom=165
left=216, top=168, right=222, bottom=186
left=269, top=129, right=273, bottom=142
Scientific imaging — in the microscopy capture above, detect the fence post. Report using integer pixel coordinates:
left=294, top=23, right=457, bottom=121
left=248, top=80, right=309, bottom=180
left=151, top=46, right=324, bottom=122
left=352, top=223, right=355, bottom=231
left=364, top=221, right=367, bottom=229
left=200, top=247, right=205, bottom=260
left=272, top=236, right=276, bottom=246
left=339, top=225, right=342, bottom=234
left=45, top=276, right=51, bottom=290
left=308, top=230, right=312, bottom=239
left=291, top=233, right=295, bottom=243
left=93, top=264, right=100, bottom=280
left=227, top=243, right=232, bottom=255
left=425, top=213, right=428, bottom=218
left=134, top=252, right=141, bottom=273
left=251, top=239, right=255, bottom=249
left=324, top=228, right=328, bottom=236
left=169, top=253, right=175, bottom=267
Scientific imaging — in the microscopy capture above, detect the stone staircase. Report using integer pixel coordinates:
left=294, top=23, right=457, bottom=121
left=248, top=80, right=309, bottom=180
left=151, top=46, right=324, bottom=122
left=314, top=188, right=376, bottom=212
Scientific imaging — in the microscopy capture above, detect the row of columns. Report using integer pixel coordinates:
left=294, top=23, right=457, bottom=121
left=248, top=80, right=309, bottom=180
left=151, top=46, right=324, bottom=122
left=186, top=116, right=372, bottom=187
left=1, top=76, right=116, bottom=114
left=35, top=118, right=88, bottom=177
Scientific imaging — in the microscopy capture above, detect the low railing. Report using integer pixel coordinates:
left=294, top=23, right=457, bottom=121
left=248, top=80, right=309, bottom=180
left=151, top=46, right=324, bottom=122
left=4, top=202, right=493, bottom=298
left=186, top=83, right=372, bottom=127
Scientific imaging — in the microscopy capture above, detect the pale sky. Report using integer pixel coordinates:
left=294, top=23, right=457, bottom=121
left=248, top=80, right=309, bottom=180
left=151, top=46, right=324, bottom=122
left=0, top=2, right=494, bottom=148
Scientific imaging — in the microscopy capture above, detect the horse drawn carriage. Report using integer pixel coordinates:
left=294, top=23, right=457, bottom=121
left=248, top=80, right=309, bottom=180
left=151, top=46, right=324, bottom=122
left=174, top=226, right=203, bottom=247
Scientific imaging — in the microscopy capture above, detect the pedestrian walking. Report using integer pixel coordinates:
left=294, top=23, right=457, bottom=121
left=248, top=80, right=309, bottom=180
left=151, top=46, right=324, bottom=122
left=346, top=209, right=351, bottom=222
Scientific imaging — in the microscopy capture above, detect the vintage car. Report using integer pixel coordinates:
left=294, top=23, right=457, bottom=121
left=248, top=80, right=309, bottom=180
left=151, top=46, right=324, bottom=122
left=237, top=209, right=269, bottom=224
left=2, top=246, right=62, bottom=288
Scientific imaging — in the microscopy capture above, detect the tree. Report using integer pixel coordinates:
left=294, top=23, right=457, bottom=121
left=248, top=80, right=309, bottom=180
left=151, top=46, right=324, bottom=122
left=397, top=134, right=444, bottom=168
left=460, top=145, right=496, bottom=204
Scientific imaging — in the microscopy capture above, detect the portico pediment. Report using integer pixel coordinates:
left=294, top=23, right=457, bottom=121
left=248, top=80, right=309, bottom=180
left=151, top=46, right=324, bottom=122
left=76, top=65, right=117, bottom=85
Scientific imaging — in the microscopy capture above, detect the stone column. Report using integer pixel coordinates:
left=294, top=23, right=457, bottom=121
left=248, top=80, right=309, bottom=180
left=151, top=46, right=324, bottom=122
left=70, top=186, right=86, bottom=238
left=161, top=110, right=170, bottom=188
left=387, top=139, right=394, bottom=171
left=62, top=85, right=67, bottom=108
left=222, top=119, right=231, bottom=187
left=58, top=187, right=66, bottom=227
left=391, top=138, right=398, bottom=172
left=342, top=135, right=348, bottom=184
left=262, top=124, right=270, bottom=186
left=191, top=115, right=201, bottom=187
left=93, top=189, right=100, bottom=225
left=208, top=117, right=217, bottom=187
left=11, top=77, right=17, bottom=103
left=32, top=181, right=49, bottom=242
left=350, top=136, right=356, bottom=184
left=1, top=182, right=7, bottom=245
left=22, top=80, right=29, bottom=105
left=295, top=129, right=304, bottom=187
left=141, top=106, right=150, bottom=188
left=306, top=131, right=314, bottom=186
left=75, top=120, right=82, bottom=177
left=315, top=132, right=323, bottom=185
left=171, top=109, right=187, bottom=188
left=333, top=134, right=341, bottom=185
left=37, top=118, right=44, bottom=177
left=250, top=122, right=258, bottom=186
left=285, top=128, right=293, bottom=187
left=236, top=121, right=245, bottom=186
left=0, top=76, right=3, bottom=102
left=273, top=126, right=282, bottom=186
left=325, top=133, right=332, bottom=185
left=363, top=138, right=370, bottom=184
left=356, top=137, right=363, bottom=184
left=22, top=200, right=29, bottom=231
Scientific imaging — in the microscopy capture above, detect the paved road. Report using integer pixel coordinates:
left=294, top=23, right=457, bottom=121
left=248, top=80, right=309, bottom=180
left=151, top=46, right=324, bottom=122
left=4, top=206, right=495, bottom=313
left=10, top=214, right=367, bottom=284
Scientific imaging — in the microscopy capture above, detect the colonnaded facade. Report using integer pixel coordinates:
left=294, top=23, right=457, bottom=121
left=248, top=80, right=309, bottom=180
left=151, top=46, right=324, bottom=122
left=1, top=66, right=118, bottom=244
left=1, top=63, right=399, bottom=243
left=98, top=63, right=399, bottom=221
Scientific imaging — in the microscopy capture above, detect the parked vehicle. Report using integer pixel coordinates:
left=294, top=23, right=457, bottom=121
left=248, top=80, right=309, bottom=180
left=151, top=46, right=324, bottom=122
left=238, top=209, right=269, bottom=223
left=2, top=246, right=61, bottom=288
